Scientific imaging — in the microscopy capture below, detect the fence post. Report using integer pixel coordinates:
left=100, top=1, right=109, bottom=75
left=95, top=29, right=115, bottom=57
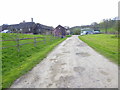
left=34, top=37, right=37, bottom=47
left=44, top=37, right=46, bottom=44
left=50, top=36, right=53, bottom=42
left=16, top=37, right=20, bottom=52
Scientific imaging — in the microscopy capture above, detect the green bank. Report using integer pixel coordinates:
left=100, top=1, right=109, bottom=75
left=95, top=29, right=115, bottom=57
left=2, top=33, right=66, bottom=88
left=79, top=34, right=118, bottom=65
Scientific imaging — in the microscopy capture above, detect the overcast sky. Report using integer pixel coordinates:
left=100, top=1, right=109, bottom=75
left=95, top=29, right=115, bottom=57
left=0, top=0, right=119, bottom=27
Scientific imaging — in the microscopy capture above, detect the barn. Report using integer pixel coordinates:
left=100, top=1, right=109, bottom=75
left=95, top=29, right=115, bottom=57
left=53, top=25, right=66, bottom=38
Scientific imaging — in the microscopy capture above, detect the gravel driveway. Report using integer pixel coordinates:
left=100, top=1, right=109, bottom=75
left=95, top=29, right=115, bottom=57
left=10, top=35, right=118, bottom=88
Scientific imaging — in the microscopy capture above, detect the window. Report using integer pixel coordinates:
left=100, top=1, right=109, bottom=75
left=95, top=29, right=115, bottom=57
left=29, top=28, right=31, bottom=31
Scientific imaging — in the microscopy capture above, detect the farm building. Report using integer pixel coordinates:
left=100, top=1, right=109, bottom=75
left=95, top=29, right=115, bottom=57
left=53, top=25, right=66, bottom=38
left=0, top=26, right=2, bottom=32
left=66, top=29, right=70, bottom=35
left=64, top=26, right=71, bottom=35
left=33, top=23, right=53, bottom=35
left=0, top=18, right=54, bottom=35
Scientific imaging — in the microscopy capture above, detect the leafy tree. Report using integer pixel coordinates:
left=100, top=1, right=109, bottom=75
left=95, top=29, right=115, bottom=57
left=70, top=27, right=81, bottom=35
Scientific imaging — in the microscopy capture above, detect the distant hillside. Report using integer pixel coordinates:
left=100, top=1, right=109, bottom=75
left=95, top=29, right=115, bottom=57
left=70, top=26, right=81, bottom=29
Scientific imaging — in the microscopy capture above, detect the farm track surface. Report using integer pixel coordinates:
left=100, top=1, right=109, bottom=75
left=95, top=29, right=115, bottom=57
left=11, top=35, right=118, bottom=88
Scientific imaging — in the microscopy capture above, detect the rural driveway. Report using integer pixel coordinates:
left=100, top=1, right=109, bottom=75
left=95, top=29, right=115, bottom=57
left=11, top=35, right=118, bottom=88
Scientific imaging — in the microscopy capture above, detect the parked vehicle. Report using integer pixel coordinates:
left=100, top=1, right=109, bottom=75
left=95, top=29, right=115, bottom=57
left=93, top=30, right=100, bottom=34
left=81, top=31, right=93, bottom=35
left=0, top=30, right=12, bottom=33
left=81, top=28, right=100, bottom=35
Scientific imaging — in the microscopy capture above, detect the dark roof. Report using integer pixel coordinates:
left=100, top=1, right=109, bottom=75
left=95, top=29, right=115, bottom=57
left=9, top=24, right=20, bottom=29
left=2, top=22, right=36, bottom=30
left=55, top=25, right=66, bottom=30
left=2, top=22, right=54, bottom=30
left=19, top=22, right=36, bottom=28
left=37, top=23, right=53, bottom=30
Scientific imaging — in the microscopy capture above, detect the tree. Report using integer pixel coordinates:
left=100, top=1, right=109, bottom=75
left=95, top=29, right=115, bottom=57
left=91, top=22, right=99, bottom=30
left=70, top=27, right=81, bottom=35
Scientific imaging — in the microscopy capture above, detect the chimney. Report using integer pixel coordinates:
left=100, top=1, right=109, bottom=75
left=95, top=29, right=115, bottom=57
left=31, top=18, right=33, bottom=22
left=23, top=20, right=25, bottom=23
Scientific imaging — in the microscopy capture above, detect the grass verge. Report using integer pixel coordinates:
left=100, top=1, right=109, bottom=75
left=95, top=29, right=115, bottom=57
left=66, top=35, right=72, bottom=37
left=2, top=33, right=66, bottom=88
left=79, top=34, right=118, bottom=65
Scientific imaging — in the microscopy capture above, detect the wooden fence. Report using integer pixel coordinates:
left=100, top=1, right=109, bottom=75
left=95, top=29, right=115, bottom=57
left=1, top=36, right=60, bottom=52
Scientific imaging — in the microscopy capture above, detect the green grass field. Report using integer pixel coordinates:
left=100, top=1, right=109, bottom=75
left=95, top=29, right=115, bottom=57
left=2, top=33, right=66, bottom=88
left=79, top=34, right=118, bottom=65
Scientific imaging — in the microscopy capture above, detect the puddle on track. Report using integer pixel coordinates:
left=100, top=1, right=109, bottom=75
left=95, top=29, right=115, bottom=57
left=76, top=52, right=90, bottom=57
